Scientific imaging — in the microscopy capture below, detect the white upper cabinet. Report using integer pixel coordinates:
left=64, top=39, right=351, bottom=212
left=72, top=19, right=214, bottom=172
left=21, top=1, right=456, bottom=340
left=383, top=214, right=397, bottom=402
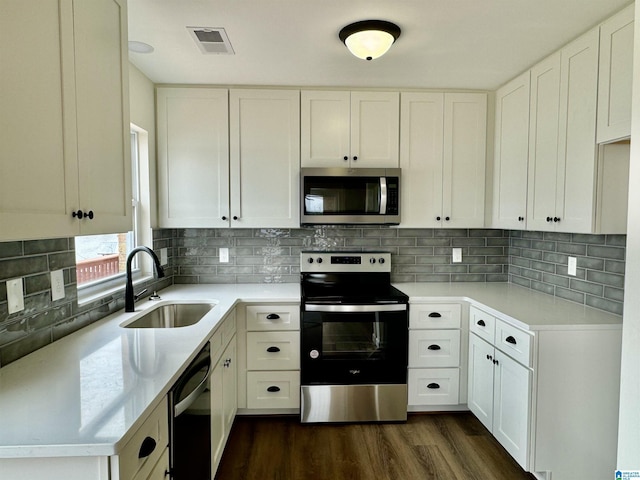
left=492, top=72, right=530, bottom=229
left=526, top=29, right=599, bottom=233
left=0, top=0, right=130, bottom=241
left=301, top=90, right=399, bottom=168
left=157, top=88, right=230, bottom=228
left=597, top=4, right=634, bottom=144
left=400, top=92, right=486, bottom=228
left=229, top=89, right=300, bottom=228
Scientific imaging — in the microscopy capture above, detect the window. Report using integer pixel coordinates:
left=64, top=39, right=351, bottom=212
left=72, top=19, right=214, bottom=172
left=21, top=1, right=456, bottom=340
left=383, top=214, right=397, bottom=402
left=75, top=126, right=150, bottom=294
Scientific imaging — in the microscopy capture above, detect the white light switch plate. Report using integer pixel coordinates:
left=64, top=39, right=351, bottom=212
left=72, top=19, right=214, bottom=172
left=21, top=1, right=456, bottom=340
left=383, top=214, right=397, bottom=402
left=452, top=248, right=462, bottom=263
left=219, top=247, right=229, bottom=263
left=568, top=256, right=577, bottom=276
left=51, top=270, right=65, bottom=301
left=6, top=278, right=25, bottom=314
left=160, top=248, right=168, bottom=266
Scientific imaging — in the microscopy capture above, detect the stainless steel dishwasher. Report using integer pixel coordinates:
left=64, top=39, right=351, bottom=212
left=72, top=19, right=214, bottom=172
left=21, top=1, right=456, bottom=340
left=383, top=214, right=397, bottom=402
left=169, top=342, right=212, bottom=480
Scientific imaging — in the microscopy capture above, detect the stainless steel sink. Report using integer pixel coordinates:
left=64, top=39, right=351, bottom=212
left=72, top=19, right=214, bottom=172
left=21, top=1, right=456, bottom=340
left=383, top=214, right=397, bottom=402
left=121, top=302, right=216, bottom=328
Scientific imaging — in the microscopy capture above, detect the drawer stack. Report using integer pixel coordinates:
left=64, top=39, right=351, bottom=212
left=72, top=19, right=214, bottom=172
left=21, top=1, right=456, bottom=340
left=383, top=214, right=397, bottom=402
left=245, top=304, right=301, bottom=410
left=408, top=303, right=463, bottom=408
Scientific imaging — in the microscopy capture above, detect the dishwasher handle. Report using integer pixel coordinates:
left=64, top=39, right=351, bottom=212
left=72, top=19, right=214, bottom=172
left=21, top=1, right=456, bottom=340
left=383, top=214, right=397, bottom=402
left=174, top=358, right=212, bottom=417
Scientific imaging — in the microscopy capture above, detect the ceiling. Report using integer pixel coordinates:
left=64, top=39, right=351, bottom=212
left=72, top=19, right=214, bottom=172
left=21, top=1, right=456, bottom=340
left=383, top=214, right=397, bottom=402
left=128, top=0, right=632, bottom=91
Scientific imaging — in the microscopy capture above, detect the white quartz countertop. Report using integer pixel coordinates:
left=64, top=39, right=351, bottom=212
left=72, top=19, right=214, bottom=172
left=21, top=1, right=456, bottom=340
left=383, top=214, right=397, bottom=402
left=394, top=282, right=622, bottom=331
left=0, top=281, right=621, bottom=459
left=0, top=283, right=300, bottom=458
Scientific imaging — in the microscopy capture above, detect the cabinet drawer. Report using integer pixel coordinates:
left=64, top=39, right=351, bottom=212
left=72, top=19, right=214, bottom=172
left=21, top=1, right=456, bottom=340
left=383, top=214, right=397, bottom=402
left=495, top=319, right=532, bottom=367
left=247, top=371, right=300, bottom=409
left=410, top=303, right=461, bottom=329
left=246, top=304, right=300, bottom=331
left=118, top=397, right=169, bottom=480
left=469, top=305, right=496, bottom=344
left=409, top=330, right=460, bottom=368
left=133, top=447, right=169, bottom=480
left=247, top=331, right=300, bottom=370
left=408, top=368, right=460, bottom=406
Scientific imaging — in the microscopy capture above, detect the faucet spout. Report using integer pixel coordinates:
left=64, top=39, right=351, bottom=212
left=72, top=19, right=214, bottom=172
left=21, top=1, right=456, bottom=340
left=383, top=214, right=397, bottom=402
left=125, top=246, right=166, bottom=312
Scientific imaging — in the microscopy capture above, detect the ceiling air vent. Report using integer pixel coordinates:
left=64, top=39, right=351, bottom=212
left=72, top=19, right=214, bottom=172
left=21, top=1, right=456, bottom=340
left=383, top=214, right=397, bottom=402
left=187, top=27, right=235, bottom=55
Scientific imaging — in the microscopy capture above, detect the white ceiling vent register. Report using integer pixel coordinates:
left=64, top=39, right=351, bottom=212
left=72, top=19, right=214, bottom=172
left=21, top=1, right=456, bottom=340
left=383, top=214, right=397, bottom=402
left=187, top=27, right=235, bottom=55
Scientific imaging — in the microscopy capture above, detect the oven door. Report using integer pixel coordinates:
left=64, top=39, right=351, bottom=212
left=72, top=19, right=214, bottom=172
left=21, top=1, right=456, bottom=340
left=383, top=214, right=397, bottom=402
left=301, top=303, right=408, bottom=385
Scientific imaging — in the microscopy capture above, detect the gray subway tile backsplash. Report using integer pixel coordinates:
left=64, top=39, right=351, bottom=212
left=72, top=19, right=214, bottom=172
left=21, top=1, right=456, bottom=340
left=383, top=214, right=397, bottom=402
left=0, top=226, right=626, bottom=367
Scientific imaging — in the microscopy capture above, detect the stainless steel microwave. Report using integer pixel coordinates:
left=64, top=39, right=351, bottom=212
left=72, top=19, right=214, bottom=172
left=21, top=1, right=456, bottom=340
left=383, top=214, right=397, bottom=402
left=300, top=168, right=401, bottom=225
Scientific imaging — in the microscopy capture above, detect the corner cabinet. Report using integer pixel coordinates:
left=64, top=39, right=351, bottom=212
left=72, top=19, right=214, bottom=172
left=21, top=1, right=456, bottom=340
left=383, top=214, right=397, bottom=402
left=400, top=92, right=487, bottom=228
left=597, top=4, right=634, bottom=144
left=301, top=90, right=400, bottom=168
left=0, top=0, right=131, bottom=241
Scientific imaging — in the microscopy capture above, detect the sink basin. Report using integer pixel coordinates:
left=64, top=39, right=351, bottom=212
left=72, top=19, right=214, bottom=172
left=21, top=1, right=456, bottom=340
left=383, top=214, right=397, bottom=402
left=121, top=302, right=216, bottom=328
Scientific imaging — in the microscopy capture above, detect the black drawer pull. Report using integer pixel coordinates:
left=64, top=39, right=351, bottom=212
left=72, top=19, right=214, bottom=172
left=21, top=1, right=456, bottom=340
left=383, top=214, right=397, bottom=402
left=428, top=312, right=442, bottom=318
left=427, top=344, right=441, bottom=351
left=266, top=346, right=281, bottom=353
left=505, top=336, right=517, bottom=345
left=138, top=436, right=157, bottom=459
left=266, top=313, right=280, bottom=320
left=267, top=386, right=281, bottom=393
left=427, top=383, right=440, bottom=389
left=477, top=319, right=486, bottom=327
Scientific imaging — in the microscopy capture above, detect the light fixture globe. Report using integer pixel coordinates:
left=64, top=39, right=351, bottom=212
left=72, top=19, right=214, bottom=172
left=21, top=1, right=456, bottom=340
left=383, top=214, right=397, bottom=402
left=339, top=20, right=401, bottom=61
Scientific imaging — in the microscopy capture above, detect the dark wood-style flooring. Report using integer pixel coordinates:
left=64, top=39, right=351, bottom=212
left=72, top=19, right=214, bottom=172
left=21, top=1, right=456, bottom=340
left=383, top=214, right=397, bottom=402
left=215, top=413, right=537, bottom=480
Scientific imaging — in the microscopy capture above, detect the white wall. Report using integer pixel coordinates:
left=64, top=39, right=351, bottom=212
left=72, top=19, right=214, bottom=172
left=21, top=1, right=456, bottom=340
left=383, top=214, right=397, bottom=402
left=128, top=63, right=158, bottom=228
left=617, top=0, right=640, bottom=467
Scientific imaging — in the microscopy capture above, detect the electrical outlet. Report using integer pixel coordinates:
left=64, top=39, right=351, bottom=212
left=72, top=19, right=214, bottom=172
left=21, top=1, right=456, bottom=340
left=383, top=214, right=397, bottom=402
left=219, top=247, right=229, bottom=263
left=452, top=248, right=462, bottom=263
left=160, top=248, right=168, bottom=266
left=568, top=256, right=577, bottom=276
left=6, top=278, right=25, bottom=314
left=51, top=270, right=65, bottom=301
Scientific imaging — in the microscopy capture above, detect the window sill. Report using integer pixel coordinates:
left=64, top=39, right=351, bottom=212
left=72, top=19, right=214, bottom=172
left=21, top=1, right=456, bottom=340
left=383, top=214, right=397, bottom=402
left=77, top=272, right=152, bottom=307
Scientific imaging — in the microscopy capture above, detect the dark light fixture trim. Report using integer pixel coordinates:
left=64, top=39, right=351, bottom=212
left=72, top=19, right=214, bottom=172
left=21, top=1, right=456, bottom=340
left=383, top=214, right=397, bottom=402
left=339, top=20, right=401, bottom=61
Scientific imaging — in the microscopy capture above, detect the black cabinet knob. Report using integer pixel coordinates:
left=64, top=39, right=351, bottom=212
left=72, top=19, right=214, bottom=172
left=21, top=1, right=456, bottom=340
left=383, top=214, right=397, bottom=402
left=427, top=344, right=441, bottom=351
left=266, top=313, right=280, bottom=320
left=477, top=319, right=486, bottom=327
left=267, top=386, right=281, bottom=393
left=553, top=217, right=561, bottom=223
left=505, top=335, right=517, bottom=345
left=72, top=210, right=83, bottom=219
left=546, top=216, right=553, bottom=222
left=436, top=216, right=441, bottom=221
left=486, top=354, right=493, bottom=361
left=83, top=210, right=94, bottom=220
left=427, top=383, right=440, bottom=389
left=428, top=312, right=442, bottom=318
left=222, top=216, right=227, bottom=220
left=353, top=156, right=358, bottom=161
left=518, top=216, right=524, bottom=221
left=233, top=216, right=238, bottom=220
left=445, top=216, right=450, bottom=221
left=138, top=436, right=157, bottom=459
left=343, top=156, right=348, bottom=161
left=266, top=346, right=281, bottom=353
left=493, top=359, right=499, bottom=365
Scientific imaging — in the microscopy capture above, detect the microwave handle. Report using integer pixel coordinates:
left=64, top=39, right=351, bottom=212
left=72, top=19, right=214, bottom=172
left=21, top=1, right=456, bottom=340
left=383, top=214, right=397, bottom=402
left=379, top=177, right=388, bottom=214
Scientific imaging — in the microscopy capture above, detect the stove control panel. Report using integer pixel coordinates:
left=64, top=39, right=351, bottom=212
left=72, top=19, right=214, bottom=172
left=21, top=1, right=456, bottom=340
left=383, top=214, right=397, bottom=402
left=301, top=252, right=391, bottom=273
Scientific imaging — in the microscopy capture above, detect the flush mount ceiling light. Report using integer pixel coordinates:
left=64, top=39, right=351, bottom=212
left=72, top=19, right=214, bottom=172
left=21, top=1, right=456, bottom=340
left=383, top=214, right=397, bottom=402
left=128, top=41, right=154, bottom=54
left=338, top=20, right=401, bottom=61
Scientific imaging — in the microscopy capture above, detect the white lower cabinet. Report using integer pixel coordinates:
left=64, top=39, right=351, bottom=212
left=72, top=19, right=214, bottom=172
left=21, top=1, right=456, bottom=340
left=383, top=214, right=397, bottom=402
left=238, top=304, right=301, bottom=412
left=408, top=303, right=465, bottom=409
left=467, top=304, right=621, bottom=479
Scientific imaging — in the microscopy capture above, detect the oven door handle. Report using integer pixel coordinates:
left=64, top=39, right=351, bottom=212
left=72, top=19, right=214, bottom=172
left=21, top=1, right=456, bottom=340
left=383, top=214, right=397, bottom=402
left=304, top=303, right=407, bottom=313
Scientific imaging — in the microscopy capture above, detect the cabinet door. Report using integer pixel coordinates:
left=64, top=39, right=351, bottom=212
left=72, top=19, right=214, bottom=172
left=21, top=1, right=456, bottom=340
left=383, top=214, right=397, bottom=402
left=0, top=0, right=79, bottom=240
left=210, top=355, right=225, bottom=472
left=526, top=52, right=562, bottom=232
left=399, top=92, right=444, bottom=227
left=492, top=350, right=531, bottom=470
left=492, top=72, right=530, bottom=229
left=467, top=334, right=494, bottom=431
left=157, top=88, right=230, bottom=228
left=229, top=89, right=300, bottom=228
left=350, top=91, right=400, bottom=168
left=597, top=4, right=634, bottom=143
left=442, top=93, right=487, bottom=228
left=300, top=90, right=350, bottom=167
left=556, top=29, right=599, bottom=233
left=74, top=0, right=132, bottom=235
left=222, top=337, right=237, bottom=434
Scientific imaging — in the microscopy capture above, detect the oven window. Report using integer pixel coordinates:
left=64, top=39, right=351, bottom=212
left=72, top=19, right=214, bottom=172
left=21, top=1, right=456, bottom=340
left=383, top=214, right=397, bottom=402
left=304, top=177, right=381, bottom=214
left=322, top=320, right=387, bottom=360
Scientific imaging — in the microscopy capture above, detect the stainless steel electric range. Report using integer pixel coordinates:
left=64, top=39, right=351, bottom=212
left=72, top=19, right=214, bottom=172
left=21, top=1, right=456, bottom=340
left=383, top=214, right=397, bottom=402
left=300, top=251, right=409, bottom=423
